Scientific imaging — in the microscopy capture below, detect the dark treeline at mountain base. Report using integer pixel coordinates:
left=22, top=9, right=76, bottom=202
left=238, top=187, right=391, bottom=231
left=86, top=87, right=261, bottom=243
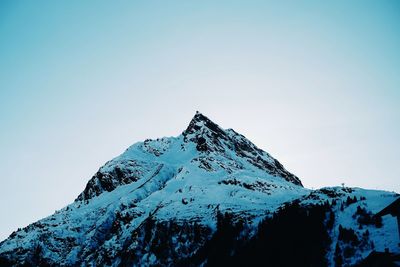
left=0, top=198, right=393, bottom=266
left=178, top=201, right=333, bottom=267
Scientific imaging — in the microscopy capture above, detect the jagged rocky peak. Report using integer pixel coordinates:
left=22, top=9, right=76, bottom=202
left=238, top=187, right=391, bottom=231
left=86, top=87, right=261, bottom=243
left=182, top=112, right=264, bottom=154
left=182, top=112, right=302, bottom=186
left=183, top=112, right=229, bottom=152
left=183, top=111, right=226, bottom=137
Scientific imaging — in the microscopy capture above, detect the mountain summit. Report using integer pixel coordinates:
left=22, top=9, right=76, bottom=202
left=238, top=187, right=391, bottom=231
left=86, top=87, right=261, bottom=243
left=183, top=111, right=220, bottom=135
left=183, top=112, right=302, bottom=185
left=76, top=112, right=302, bottom=202
left=0, top=113, right=398, bottom=266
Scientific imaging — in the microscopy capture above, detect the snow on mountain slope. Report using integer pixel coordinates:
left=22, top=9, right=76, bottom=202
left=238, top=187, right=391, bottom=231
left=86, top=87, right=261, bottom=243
left=0, top=112, right=398, bottom=266
left=77, top=112, right=302, bottom=202
left=298, top=187, right=399, bottom=266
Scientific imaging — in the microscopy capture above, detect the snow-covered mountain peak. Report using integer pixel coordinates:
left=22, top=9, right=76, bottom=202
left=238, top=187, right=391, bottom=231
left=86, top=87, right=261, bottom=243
left=1, top=113, right=399, bottom=266
left=182, top=112, right=303, bottom=186
left=183, top=112, right=224, bottom=136
left=75, top=112, right=303, bottom=202
left=182, top=112, right=229, bottom=152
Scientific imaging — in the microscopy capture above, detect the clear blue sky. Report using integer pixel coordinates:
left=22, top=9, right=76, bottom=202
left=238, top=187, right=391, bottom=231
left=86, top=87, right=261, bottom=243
left=0, top=0, right=399, bottom=241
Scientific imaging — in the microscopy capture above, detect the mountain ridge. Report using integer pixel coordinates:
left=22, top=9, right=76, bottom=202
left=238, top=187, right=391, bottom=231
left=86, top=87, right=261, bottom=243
left=76, top=112, right=302, bottom=202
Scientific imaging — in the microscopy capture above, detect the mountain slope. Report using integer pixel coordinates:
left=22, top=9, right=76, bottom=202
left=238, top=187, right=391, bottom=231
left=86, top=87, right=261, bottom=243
left=0, top=112, right=398, bottom=266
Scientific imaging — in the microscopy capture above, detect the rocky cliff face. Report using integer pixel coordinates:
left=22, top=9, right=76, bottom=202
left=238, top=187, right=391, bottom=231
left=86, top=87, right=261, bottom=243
left=0, top=113, right=398, bottom=266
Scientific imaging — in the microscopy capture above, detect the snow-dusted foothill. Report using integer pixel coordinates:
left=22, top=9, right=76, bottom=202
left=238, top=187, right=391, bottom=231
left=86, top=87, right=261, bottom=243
left=0, top=112, right=398, bottom=266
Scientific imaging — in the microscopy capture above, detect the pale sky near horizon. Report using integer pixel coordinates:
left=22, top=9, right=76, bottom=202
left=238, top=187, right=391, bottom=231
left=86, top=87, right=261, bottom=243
left=1, top=0, right=399, bottom=241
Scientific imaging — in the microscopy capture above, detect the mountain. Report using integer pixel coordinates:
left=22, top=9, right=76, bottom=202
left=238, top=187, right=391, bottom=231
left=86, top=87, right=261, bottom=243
left=0, top=112, right=399, bottom=266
